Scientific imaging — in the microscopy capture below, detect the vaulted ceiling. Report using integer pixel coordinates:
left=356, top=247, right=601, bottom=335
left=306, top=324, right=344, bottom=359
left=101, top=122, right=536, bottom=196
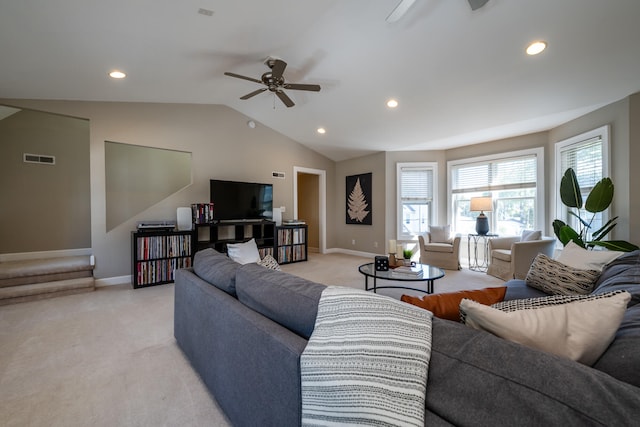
left=2, top=0, right=640, bottom=161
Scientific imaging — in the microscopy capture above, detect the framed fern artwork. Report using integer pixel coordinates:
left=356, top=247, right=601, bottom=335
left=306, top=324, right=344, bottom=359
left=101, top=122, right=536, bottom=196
left=346, top=172, right=372, bottom=225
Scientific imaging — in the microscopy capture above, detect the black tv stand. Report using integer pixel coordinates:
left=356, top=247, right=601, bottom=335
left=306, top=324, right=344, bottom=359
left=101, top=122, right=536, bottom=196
left=195, top=220, right=275, bottom=258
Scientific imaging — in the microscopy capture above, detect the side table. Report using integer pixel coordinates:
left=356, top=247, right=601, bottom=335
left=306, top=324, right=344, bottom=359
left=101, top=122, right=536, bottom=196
left=467, top=233, right=498, bottom=272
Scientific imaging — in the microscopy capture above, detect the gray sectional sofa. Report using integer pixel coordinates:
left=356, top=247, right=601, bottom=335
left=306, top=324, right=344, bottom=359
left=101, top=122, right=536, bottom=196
left=174, top=248, right=640, bottom=427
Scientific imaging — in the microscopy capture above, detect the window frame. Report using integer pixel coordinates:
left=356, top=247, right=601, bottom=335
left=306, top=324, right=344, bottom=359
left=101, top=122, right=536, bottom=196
left=554, top=125, right=610, bottom=240
left=447, top=147, right=545, bottom=235
left=396, top=162, right=438, bottom=240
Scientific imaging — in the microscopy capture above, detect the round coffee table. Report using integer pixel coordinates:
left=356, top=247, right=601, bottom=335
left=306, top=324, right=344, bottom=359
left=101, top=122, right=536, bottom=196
left=358, top=262, right=445, bottom=294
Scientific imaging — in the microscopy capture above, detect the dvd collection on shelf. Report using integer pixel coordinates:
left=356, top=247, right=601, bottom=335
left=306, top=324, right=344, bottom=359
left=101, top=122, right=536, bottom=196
left=136, top=258, right=192, bottom=287
left=259, top=246, right=274, bottom=259
left=277, top=227, right=306, bottom=245
left=134, top=233, right=192, bottom=287
left=277, top=245, right=306, bottom=263
left=191, top=203, right=215, bottom=224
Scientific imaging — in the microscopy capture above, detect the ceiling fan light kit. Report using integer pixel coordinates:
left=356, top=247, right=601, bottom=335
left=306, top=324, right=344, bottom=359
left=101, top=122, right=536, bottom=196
left=225, top=57, right=321, bottom=108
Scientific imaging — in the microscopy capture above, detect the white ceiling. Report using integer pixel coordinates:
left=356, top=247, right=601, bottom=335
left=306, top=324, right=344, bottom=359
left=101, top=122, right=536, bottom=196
left=2, top=0, right=640, bottom=161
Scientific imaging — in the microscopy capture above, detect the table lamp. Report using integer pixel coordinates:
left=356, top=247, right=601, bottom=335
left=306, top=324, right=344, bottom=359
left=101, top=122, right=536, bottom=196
left=470, top=196, right=492, bottom=235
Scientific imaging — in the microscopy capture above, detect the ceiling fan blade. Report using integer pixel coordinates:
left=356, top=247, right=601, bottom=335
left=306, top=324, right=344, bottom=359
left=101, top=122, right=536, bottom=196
left=283, top=83, right=321, bottom=92
left=270, top=59, right=287, bottom=80
left=276, top=90, right=295, bottom=108
left=224, top=72, right=262, bottom=84
left=468, top=0, right=489, bottom=11
left=240, top=88, right=267, bottom=100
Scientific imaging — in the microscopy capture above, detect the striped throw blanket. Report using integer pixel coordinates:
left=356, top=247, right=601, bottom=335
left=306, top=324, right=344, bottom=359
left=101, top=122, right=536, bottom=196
left=301, top=287, right=433, bottom=427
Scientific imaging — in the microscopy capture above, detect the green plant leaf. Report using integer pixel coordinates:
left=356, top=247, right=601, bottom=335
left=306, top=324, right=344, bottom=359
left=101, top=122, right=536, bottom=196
left=591, top=217, right=618, bottom=241
left=568, top=211, right=590, bottom=229
left=589, top=240, right=639, bottom=252
left=560, top=168, right=582, bottom=209
left=585, top=177, right=614, bottom=213
left=559, top=225, right=584, bottom=248
left=552, top=219, right=566, bottom=241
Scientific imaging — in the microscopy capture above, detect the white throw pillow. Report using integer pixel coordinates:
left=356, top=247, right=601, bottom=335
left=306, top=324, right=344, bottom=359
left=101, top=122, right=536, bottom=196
left=226, top=238, right=261, bottom=264
left=520, top=229, right=542, bottom=241
left=556, top=241, right=623, bottom=271
left=429, top=225, right=451, bottom=243
left=460, top=290, right=630, bottom=366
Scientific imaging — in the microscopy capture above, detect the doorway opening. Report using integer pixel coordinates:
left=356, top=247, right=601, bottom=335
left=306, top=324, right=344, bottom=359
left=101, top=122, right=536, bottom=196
left=293, top=167, right=326, bottom=254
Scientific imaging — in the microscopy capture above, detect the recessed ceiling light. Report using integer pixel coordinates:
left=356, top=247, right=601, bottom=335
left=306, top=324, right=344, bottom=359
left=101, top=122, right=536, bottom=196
left=386, top=99, right=399, bottom=108
left=317, top=127, right=326, bottom=134
left=526, top=41, right=547, bottom=56
left=109, top=70, right=126, bottom=79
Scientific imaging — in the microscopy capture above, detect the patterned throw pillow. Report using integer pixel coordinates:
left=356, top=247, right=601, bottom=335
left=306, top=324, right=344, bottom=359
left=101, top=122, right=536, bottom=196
left=257, top=254, right=281, bottom=271
left=525, top=253, right=600, bottom=295
left=460, top=290, right=631, bottom=365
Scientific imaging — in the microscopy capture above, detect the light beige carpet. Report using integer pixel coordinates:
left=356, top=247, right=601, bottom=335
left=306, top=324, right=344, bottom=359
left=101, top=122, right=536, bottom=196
left=0, top=252, right=503, bottom=426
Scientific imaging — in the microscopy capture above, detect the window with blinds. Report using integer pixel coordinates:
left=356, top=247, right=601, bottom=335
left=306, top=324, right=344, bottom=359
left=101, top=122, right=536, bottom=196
left=397, top=163, right=437, bottom=239
left=448, top=148, right=543, bottom=236
left=555, top=125, right=609, bottom=239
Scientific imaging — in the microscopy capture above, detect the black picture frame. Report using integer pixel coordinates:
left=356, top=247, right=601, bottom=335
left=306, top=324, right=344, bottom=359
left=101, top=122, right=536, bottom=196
left=346, top=172, right=372, bottom=225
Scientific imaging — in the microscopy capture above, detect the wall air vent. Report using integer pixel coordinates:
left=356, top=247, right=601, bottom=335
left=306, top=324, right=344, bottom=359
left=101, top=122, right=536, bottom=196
left=272, top=171, right=285, bottom=179
left=23, top=153, right=55, bottom=165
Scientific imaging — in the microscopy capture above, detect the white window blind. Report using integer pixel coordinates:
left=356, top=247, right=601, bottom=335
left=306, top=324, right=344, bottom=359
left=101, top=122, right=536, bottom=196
left=451, top=155, right=537, bottom=193
left=559, top=136, right=603, bottom=192
left=400, top=167, right=433, bottom=202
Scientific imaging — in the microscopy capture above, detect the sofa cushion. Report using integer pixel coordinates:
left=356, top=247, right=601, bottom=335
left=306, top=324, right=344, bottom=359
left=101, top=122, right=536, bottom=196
left=520, top=229, right=541, bottom=241
left=425, top=317, right=640, bottom=425
left=525, top=253, right=600, bottom=295
left=593, top=304, right=640, bottom=388
left=235, top=263, right=326, bottom=339
left=503, top=279, right=548, bottom=300
left=460, top=291, right=630, bottom=365
left=592, top=250, right=640, bottom=307
left=423, top=243, right=454, bottom=253
left=401, top=287, right=507, bottom=321
left=429, top=225, right=451, bottom=243
left=491, top=249, right=511, bottom=262
left=556, top=241, right=623, bottom=271
left=193, top=248, right=240, bottom=296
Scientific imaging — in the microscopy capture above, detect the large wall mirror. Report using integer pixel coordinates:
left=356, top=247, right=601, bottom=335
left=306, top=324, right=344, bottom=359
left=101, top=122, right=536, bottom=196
left=105, top=141, right=192, bottom=231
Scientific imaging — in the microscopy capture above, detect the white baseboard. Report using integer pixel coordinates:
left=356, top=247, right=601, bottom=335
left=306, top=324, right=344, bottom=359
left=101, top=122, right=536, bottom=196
left=325, top=248, right=381, bottom=258
left=95, top=275, right=131, bottom=288
left=0, top=248, right=93, bottom=262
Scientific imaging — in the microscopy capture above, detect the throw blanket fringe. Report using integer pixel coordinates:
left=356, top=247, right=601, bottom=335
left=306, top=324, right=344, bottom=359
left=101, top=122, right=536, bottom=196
left=301, top=287, right=433, bottom=427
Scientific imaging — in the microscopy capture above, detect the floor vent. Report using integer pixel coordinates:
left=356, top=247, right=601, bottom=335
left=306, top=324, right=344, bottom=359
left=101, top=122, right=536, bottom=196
left=24, top=153, right=55, bottom=165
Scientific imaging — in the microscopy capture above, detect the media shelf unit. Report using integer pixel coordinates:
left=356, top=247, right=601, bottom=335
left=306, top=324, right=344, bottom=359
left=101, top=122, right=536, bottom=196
left=195, top=220, right=275, bottom=258
left=131, top=229, right=194, bottom=289
left=275, top=224, right=308, bottom=264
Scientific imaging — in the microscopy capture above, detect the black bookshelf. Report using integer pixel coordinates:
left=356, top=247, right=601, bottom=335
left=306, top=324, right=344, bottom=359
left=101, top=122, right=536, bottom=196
left=131, top=229, right=194, bottom=289
left=275, top=224, right=308, bottom=264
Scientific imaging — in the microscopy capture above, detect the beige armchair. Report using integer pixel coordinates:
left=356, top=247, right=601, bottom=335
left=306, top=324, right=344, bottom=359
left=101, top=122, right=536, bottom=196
left=418, top=232, right=461, bottom=270
left=486, top=236, right=556, bottom=281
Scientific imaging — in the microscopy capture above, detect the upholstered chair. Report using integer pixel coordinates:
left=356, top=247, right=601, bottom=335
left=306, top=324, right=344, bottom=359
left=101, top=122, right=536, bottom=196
left=418, top=225, right=461, bottom=270
left=486, top=231, right=556, bottom=281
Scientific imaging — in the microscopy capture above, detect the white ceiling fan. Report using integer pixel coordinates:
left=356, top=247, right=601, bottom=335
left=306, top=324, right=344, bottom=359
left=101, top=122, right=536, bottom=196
left=386, top=0, right=489, bottom=23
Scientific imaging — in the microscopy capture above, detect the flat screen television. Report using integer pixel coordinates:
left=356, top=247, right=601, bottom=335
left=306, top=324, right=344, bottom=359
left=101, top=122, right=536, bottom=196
left=210, top=179, right=273, bottom=221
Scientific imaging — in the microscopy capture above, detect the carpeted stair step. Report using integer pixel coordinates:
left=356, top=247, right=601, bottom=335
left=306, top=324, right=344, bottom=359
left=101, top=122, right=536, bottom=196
left=0, top=277, right=95, bottom=306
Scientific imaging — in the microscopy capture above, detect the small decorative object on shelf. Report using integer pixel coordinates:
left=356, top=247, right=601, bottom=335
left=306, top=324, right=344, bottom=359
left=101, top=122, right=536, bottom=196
left=191, top=203, right=215, bottom=224
left=374, top=255, right=389, bottom=271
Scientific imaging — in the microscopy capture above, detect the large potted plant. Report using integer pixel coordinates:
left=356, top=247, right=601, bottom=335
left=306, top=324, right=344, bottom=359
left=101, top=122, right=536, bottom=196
left=553, top=168, right=638, bottom=251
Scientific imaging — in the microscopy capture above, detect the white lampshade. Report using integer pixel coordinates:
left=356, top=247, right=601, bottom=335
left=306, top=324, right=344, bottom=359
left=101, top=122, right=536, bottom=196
left=470, top=197, right=493, bottom=213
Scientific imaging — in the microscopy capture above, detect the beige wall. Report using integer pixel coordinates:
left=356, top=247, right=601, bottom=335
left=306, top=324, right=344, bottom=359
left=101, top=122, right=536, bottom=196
left=629, top=93, right=640, bottom=245
left=548, top=96, right=634, bottom=242
left=0, top=108, right=90, bottom=253
left=0, top=99, right=335, bottom=279
left=335, top=152, right=386, bottom=254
